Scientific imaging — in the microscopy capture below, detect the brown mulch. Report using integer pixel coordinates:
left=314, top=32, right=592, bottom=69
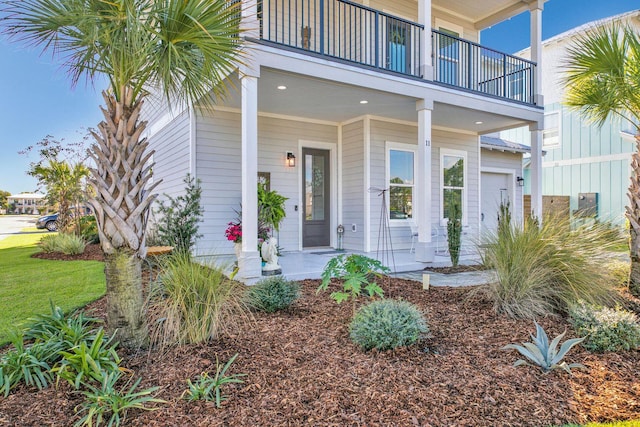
left=31, top=243, right=105, bottom=262
left=3, top=252, right=640, bottom=426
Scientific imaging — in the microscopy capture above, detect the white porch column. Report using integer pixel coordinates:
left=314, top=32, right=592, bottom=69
left=239, top=68, right=262, bottom=279
left=241, top=0, right=260, bottom=40
left=416, top=99, right=434, bottom=262
left=418, top=0, right=433, bottom=80
left=529, top=122, right=543, bottom=220
left=530, top=0, right=544, bottom=106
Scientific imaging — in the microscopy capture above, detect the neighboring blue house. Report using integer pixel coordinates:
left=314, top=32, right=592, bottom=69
left=501, top=10, right=639, bottom=226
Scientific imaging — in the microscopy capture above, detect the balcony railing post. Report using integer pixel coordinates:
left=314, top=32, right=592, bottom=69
left=319, top=0, right=325, bottom=54
left=374, top=11, right=379, bottom=69
left=467, top=43, right=472, bottom=90
left=502, top=53, right=507, bottom=99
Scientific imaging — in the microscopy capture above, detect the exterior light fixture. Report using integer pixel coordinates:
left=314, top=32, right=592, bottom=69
left=360, top=100, right=368, bottom=104
left=475, top=121, right=483, bottom=125
left=277, top=85, right=287, bottom=90
left=286, top=152, right=296, bottom=167
left=517, top=176, right=525, bottom=187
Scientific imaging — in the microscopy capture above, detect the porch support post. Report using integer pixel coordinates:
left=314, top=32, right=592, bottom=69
left=418, top=0, right=433, bottom=80
left=241, top=0, right=260, bottom=39
left=239, top=67, right=262, bottom=279
left=416, top=99, right=434, bottom=262
left=529, top=122, right=543, bottom=220
left=530, top=0, right=544, bottom=106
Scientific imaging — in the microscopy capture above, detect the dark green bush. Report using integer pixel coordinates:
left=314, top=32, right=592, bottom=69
left=569, top=301, right=640, bottom=353
left=248, top=276, right=300, bottom=313
left=76, top=215, right=99, bottom=244
left=349, top=299, right=428, bottom=351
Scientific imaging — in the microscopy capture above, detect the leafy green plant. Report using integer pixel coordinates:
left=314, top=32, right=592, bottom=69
left=446, top=201, right=462, bottom=267
left=75, top=371, right=164, bottom=427
left=480, top=213, right=619, bottom=319
left=74, top=215, right=100, bottom=244
left=39, top=232, right=86, bottom=255
left=183, top=353, right=245, bottom=408
left=503, top=322, right=585, bottom=374
left=23, top=302, right=100, bottom=347
left=0, top=336, right=62, bottom=396
left=257, top=182, right=288, bottom=233
left=317, top=254, right=389, bottom=313
left=54, top=328, right=121, bottom=389
left=349, top=299, right=428, bottom=351
left=152, top=174, right=204, bottom=254
left=248, top=276, right=300, bottom=313
left=147, top=252, right=252, bottom=347
left=569, top=301, right=640, bottom=353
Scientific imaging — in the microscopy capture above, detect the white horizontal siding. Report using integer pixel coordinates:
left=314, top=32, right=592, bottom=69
left=481, top=149, right=524, bottom=221
left=195, top=110, right=338, bottom=256
left=341, top=120, right=365, bottom=251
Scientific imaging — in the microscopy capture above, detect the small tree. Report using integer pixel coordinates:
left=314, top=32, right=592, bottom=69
left=447, top=201, right=462, bottom=267
left=153, top=175, right=204, bottom=255
left=0, top=190, right=10, bottom=211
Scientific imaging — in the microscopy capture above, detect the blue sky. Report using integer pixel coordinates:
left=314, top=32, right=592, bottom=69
left=0, top=0, right=637, bottom=194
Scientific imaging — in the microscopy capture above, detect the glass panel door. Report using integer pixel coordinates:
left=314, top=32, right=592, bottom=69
left=303, top=148, right=330, bottom=247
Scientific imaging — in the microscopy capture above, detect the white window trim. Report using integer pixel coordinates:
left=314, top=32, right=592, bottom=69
left=440, top=148, right=468, bottom=226
left=543, top=110, right=562, bottom=149
left=386, top=141, right=417, bottom=227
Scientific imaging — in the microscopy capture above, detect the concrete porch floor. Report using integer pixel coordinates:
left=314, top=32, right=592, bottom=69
left=202, top=247, right=490, bottom=286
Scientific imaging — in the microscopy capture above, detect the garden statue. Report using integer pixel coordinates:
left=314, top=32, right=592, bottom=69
left=261, top=237, right=281, bottom=274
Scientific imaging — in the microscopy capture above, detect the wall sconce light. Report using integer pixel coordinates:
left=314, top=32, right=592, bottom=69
left=516, top=176, right=525, bottom=187
left=286, top=152, right=296, bottom=167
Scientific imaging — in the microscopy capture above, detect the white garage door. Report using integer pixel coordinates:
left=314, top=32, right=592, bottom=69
left=481, top=172, right=510, bottom=235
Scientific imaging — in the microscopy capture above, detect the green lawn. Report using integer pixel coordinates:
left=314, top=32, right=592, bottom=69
left=560, top=422, right=640, bottom=427
left=0, top=231, right=105, bottom=344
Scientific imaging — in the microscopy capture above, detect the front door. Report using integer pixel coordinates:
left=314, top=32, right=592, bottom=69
left=481, top=172, right=510, bottom=235
left=302, top=148, right=330, bottom=247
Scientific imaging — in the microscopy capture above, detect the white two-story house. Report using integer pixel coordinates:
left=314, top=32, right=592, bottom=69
left=146, top=0, right=546, bottom=279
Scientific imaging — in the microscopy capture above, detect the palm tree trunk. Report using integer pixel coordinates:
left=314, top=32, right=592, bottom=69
left=87, top=86, right=161, bottom=347
left=104, top=250, right=147, bottom=348
left=626, top=135, right=640, bottom=296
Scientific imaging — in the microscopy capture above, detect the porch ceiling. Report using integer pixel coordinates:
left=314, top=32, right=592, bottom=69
left=217, top=69, right=532, bottom=134
left=432, top=0, right=547, bottom=30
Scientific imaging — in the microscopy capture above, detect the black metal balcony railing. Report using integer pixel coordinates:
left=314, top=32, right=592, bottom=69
left=259, top=0, right=537, bottom=105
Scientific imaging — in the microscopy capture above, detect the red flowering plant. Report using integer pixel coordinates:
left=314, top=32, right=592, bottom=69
left=225, top=221, right=242, bottom=243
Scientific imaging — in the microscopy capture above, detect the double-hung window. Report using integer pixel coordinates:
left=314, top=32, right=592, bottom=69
left=387, top=142, right=416, bottom=222
left=440, top=148, right=466, bottom=224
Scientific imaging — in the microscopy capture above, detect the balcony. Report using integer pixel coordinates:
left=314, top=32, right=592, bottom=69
left=258, top=0, right=537, bottom=105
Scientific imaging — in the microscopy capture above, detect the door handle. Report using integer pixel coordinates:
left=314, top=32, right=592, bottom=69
left=481, top=213, right=484, bottom=221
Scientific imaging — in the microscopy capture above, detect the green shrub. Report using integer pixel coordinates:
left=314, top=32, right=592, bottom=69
left=607, top=260, right=630, bottom=288
left=349, top=299, right=428, bottom=351
left=480, top=212, right=618, bottom=319
left=54, top=328, right=121, bottom=389
left=75, top=215, right=99, bottom=244
left=183, top=353, right=245, bottom=408
left=569, top=302, right=640, bottom=353
left=0, top=337, right=62, bottom=396
left=148, top=252, right=251, bottom=347
left=39, top=232, right=86, bottom=255
left=152, top=174, right=203, bottom=254
left=23, top=302, right=100, bottom=347
left=318, top=254, right=389, bottom=314
left=75, top=371, right=164, bottom=427
left=503, top=322, right=584, bottom=374
left=446, top=201, right=462, bottom=267
left=248, top=276, right=300, bottom=312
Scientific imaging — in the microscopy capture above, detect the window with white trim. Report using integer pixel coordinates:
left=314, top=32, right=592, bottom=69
left=440, top=149, right=466, bottom=224
left=543, top=110, right=561, bottom=148
left=386, top=142, right=416, bottom=222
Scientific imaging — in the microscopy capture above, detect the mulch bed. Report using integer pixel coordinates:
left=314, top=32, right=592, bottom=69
left=31, top=243, right=105, bottom=262
left=423, top=264, right=488, bottom=274
left=3, top=250, right=640, bottom=426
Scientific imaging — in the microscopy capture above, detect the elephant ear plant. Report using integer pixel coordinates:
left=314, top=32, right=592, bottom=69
left=503, top=322, right=585, bottom=374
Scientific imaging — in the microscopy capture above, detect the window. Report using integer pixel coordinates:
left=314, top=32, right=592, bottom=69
left=440, top=149, right=466, bottom=224
left=543, top=110, right=561, bottom=148
left=387, top=143, right=416, bottom=222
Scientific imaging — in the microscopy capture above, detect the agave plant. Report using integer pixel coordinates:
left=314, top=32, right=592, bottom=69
left=503, top=322, right=585, bottom=374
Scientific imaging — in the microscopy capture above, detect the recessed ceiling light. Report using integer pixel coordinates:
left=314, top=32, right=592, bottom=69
left=475, top=121, right=483, bottom=125
left=360, top=100, right=368, bottom=104
left=277, top=85, right=287, bottom=90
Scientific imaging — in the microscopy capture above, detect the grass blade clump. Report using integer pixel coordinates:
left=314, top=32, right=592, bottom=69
left=148, top=252, right=252, bottom=347
left=480, top=208, right=620, bottom=319
left=39, top=233, right=86, bottom=255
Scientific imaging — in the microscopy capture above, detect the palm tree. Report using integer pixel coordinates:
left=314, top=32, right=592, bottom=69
left=2, top=0, right=244, bottom=347
left=563, top=24, right=640, bottom=295
left=29, top=159, right=89, bottom=230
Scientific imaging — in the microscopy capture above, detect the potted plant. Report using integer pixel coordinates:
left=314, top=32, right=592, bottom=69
left=258, top=182, right=288, bottom=234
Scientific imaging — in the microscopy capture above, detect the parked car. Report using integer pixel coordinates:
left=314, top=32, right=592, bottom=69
left=35, top=206, right=92, bottom=232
